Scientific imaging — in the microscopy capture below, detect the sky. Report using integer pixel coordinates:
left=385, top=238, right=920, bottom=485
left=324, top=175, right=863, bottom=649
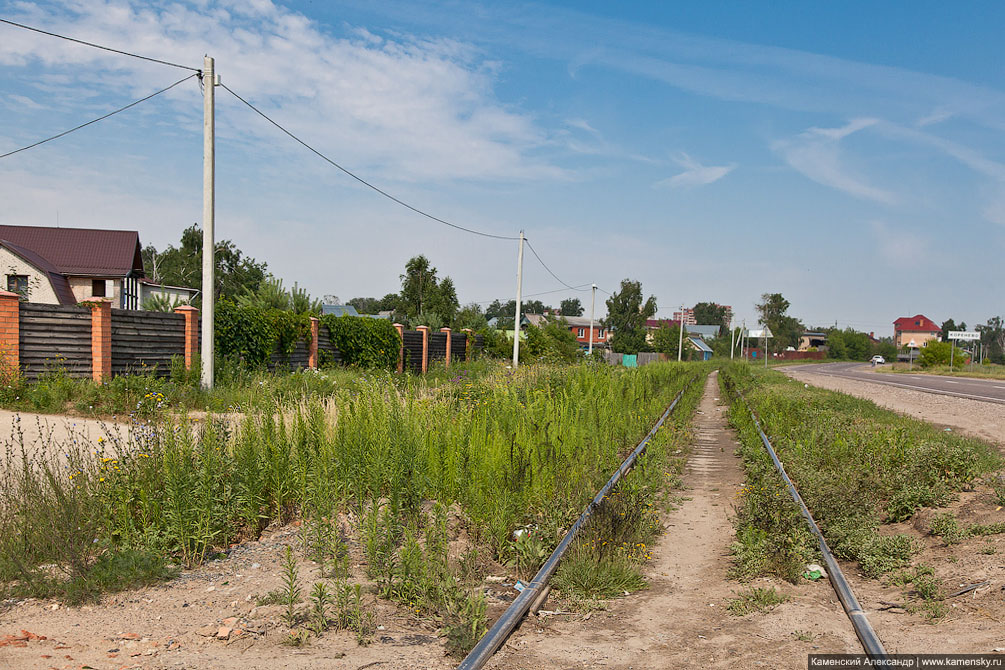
left=1, top=1, right=1003, bottom=335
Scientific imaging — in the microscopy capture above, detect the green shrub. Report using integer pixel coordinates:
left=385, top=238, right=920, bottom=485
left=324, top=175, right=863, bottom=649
left=321, top=314, right=400, bottom=369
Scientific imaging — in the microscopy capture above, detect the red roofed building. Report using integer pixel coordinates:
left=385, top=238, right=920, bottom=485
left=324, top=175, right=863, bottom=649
left=893, top=314, right=941, bottom=348
left=0, top=224, right=195, bottom=309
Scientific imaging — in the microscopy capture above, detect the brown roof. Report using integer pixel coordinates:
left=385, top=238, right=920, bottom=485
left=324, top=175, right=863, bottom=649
left=0, top=239, right=77, bottom=305
left=0, top=224, right=143, bottom=277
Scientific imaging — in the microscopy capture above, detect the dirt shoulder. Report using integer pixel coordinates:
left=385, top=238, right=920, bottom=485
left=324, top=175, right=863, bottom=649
left=781, top=368, right=1005, bottom=447
left=487, top=372, right=862, bottom=670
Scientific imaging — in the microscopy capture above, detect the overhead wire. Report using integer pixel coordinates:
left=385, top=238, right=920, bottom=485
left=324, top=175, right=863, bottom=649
left=472, top=283, right=592, bottom=305
left=220, top=83, right=520, bottom=241
left=0, top=74, right=198, bottom=159
left=523, top=238, right=589, bottom=291
left=0, top=18, right=201, bottom=72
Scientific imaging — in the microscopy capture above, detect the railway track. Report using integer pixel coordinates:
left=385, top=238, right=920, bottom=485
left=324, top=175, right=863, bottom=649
left=458, top=372, right=889, bottom=669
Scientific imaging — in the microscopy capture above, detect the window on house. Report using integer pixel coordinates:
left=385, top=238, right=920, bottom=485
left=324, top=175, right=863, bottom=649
left=92, top=279, right=106, bottom=297
left=6, top=274, right=28, bottom=296
left=578, top=328, right=585, bottom=337
left=600, top=329, right=606, bottom=338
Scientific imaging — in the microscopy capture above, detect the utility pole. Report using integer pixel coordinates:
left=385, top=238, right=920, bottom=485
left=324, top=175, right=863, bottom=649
left=512, top=231, right=525, bottom=368
left=730, top=316, right=734, bottom=360
left=201, top=56, right=217, bottom=390
left=677, top=304, right=684, bottom=362
left=588, top=284, right=596, bottom=356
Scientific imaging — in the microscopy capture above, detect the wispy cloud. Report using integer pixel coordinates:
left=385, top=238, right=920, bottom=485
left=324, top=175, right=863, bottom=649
left=774, top=119, right=897, bottom=205
left=656, top=152, right=735, bottom=189
left=0, top=0, right=563, bottom=182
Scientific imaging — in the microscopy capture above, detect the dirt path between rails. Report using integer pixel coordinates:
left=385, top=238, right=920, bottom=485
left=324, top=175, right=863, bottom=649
left=781, top=368, right=1005, bottom=447
left=487, top=371, right=861, bottom=670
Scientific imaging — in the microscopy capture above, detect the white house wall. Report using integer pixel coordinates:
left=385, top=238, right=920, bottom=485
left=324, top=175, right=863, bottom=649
left=0, top=247, right=60, bottom=304
left=68, top=277, right=120, bottom=306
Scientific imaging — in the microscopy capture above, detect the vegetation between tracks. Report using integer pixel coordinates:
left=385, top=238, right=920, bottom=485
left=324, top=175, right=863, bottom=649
left=0, top=361, right=694, bottom=651
left=720, top=363, right=1002, bottom=584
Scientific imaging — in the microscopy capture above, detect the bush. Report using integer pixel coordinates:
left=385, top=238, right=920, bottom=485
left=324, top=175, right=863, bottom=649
left=215, top=300, right=312, bottom=368
left=321, top=315, right=400, bottom=369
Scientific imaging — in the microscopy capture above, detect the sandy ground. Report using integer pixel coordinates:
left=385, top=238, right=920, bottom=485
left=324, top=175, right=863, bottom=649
left=782, top=367, right=1005, bottom=447
left=487, top=372, right=863, bottom=670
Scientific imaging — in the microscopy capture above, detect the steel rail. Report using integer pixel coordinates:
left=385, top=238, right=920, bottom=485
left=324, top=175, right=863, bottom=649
left=729, top=382, right=888, bottom=660
left=457, top=383, right=692, bottom=670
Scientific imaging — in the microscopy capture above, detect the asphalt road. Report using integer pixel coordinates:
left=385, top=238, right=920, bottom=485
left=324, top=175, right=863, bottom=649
left=784, top=362, right=1005, bottom=405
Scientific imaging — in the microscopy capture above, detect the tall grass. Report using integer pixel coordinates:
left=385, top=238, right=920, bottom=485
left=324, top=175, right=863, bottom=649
left=720, top=363, right=1002, bottom=582
left=0, top=363, right=695, bottom=623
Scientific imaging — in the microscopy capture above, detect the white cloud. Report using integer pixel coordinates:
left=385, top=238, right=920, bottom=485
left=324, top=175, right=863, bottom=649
left=774, top=119, right=897, bottom=205
left=656, top=152, right=735, bottom=189
left=0, top=0, right=562, bottom=182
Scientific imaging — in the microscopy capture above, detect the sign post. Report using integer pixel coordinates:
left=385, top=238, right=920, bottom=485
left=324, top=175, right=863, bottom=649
left=907, top=339, right=916, bottom=370
left=948, top=331, right=979, bottom=371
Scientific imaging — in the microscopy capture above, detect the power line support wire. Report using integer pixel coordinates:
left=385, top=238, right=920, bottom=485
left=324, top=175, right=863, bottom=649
left=0, top=74, right=196, bottom=159
left=201, top=57, right=217, bottom=390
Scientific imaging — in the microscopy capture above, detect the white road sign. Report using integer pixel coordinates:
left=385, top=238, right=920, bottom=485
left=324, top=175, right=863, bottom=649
left=949, top=331, right=980, bottom=341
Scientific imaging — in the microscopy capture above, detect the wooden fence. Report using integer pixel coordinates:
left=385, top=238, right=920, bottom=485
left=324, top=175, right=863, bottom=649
left=0, top=292, right=478, bottom=381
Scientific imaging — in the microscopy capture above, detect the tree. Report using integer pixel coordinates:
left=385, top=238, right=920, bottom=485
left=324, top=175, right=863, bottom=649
left=142, top=224, right=268, bottom=305
left=603, top=279, right=657, bottom=354
left=919, top=341, right=958, bottom=368
left=692, top=302, right=728, bottom=333
left=524, top=318, right=581, bottom=363
left=978, top=316, right=1005, bottom=364
left=454, top=303, right=488, bottom=331
left=560, top=298, right=584, bottom=317
left=400, top=255, right=439, bottom=318
left=755, top=293, right=802, bottom=352
left=940, top=319, right=966, bottom=342
left=348, top=297, right=381, bottom=314
left=651, top=323, right=682, bottom=360
left=427, top=276, right=459, bottom=325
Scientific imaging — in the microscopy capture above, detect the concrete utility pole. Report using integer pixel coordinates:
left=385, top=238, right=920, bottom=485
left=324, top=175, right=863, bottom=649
left=730, top=317, right=735, bottom=360
left=201, top=55, right=217, bottom=389
left=512, top=231, right=525, bottom=368
left=677, top=304, right=684, bottom=362
left=588, top=284, right=596, bottom=356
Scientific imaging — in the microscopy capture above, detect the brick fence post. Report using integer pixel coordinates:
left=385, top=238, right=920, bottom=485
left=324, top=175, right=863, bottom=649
left=416, top=325, right=429, bottom=374
left=88, top=298, right=112, bottom=383
left=308, top=317, right=320, bottom=370
left=461, top=328, right=473, bottom=361
left=0, top=290, right=20, bottom=374
left=174, top=305, right=199, bottom=370
left=393, top=323, right=405, bottom=374
left=440, top=327, right=451, bottom=368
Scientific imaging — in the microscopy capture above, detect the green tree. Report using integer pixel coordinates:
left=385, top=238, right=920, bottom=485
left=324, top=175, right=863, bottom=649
left=400, top=255, right=439, bottom=318
left=142, top=224, right=268, bottom=305
left=978, top=316, right=1005, bottom=364
left=692, top=302, right=728, bottom=334
left=427, top=276, right=459, bottom=325
left=919, top=341, right=956, bottom=367
left=524, top=318, right=581, bottom=363
left=603, top=279, right=657, bottom=354
left=454, top=303, right=488, bottom=331
left=348, top=297, right=380, bottom=314
left=755, top=293, right=802, bottom=352
left=560, top=298, right=584, bottom=317
left=651, top=323, right=682, bottom=359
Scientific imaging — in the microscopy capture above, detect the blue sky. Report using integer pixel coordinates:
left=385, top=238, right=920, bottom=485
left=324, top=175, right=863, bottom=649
left=1, top=1, right=1003, bottom=334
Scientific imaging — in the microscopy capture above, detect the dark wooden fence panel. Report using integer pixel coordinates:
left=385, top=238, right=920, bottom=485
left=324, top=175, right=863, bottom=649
left=19, top=304, right=92, bottom=379
left=474, top=334, right=485, bottom=355
left=402, top=330, right=424, bottom=373
left=110, top=309, right=185, bottom=376
left=428, top=332, right=448, bottom=363
left=317, top=325, right=342, bottom=366
left=452, top=333, right=467, bottom=361
left=269, top=339, right=310, bottom=370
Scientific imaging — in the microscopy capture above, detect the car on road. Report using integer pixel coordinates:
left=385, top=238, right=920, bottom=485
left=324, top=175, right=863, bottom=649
left=870, top=355, right=886, bottom=365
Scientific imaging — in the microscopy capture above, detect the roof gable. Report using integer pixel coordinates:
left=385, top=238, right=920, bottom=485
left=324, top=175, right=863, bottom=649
left=0, top=240, right=77, bottom=305
left=0, top=225, right=143, bottom=277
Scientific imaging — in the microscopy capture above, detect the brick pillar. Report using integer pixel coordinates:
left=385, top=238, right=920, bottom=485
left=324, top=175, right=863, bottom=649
left=88, top=298, right=112, bottom=383
left=0, top=290, right=20, bottom=374
left=308, top=317, right=320, bottom=370
left=393, top=323, right=405, bottom=374
left=174, top=305, right=199, bottom=370
left=440, top=327, right=452, bottom=368
left=461, top=328, right=473, bottom=361
left=416, top=326, right=430, bottom=374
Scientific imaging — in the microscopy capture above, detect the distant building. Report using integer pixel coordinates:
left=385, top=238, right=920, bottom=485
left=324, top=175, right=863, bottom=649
left=322, top=304, right=390, bottom=319
left=0, top=224, right=196, bottom=309
left=798, top=332, right=828, bottom=351
left=689, top=337, right=714, bottom=361
left=525, top=313, right=608, bottom=349
left=893, top=315, right=940, bottom=348
left=673, top=304, right=733, bottom=327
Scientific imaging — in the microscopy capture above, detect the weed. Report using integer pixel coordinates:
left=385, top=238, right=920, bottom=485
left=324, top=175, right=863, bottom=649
left=992, top=476, right=1005, bottom=506
left=727, top=587, right=789, bottom=615
left=280, top=546, right=302, bottom=628
left=308, top=581, right=332, bottom=636
left=979, top=544, right=996, bottom=555
left=793, top=630, right=815, bottom=642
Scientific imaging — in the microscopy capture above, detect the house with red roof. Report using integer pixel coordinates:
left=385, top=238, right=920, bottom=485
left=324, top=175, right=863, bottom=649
left=893, top=314, right=941, bottom=348
left=0, top=224, right=195, bottom=310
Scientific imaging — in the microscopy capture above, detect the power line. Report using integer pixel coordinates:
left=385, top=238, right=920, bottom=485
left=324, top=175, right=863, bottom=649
left=524, top=238, right=589, bottom=291
left=0, top=74, right=198, bottom=160
left=220, top=83, right=520, bottom=241
left=473, top=283, right=592, bottom=305
left=0, top=18, right=201, bottom=72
